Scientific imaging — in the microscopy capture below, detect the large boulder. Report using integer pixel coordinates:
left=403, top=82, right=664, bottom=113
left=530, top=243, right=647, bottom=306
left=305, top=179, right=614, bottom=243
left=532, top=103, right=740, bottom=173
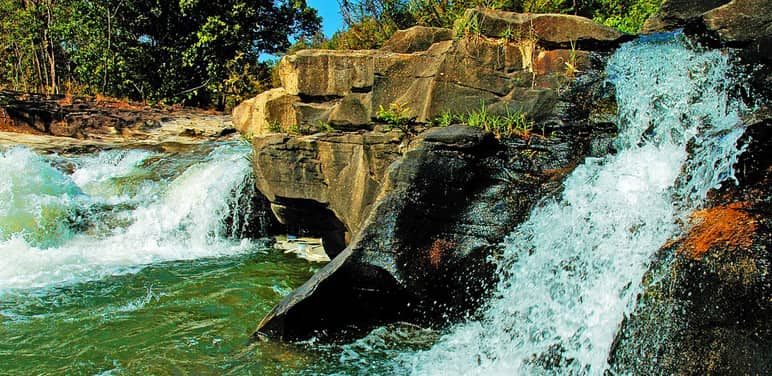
left=641, top=0, right=730, bottom=32
left=702, top=0, right=772, bottom=60
left=278, top=50, right=386, bottom=97
left=642, top=0, right=771, bottom=62
left=458, top=8, right=630, bottom=49
left=232, top=88, right=299, bottom=136
left=251, top=130, right=405, bottom=256
left=252, top=68, right=620, bottom=340
left=255, top=126, right=573, bottom=339
left=380, top=26, right=454, bottom=53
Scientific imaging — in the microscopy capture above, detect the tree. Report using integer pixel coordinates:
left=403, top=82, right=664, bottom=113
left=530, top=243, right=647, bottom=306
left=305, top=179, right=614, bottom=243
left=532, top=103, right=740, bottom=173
left=0, top=0, right=321, bottom=108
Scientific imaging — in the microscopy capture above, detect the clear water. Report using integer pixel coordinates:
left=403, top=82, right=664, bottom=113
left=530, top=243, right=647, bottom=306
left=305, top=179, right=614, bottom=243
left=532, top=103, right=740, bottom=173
left=402, top=33, right=749, bottom=375
left=0, top=33, right=751, bottom=375
left=0, top=142, right=329, bottom=374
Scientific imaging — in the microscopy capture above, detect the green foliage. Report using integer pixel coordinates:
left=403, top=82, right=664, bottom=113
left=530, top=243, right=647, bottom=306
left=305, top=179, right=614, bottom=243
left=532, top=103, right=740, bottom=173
left=464, top=102, right=534, bottom=140
left=453, top=11, right=481, bottom=39
left=316, top=121, right=336, bottom=133
left=287, top=123, right=301, bottom=135
left=564, top=39, right=579, bottom=77
left=377, top=102, right=414, bottom=133
left=0, top=0, right=320, bottom=108
left=521, top=0, right=572, bottom=13
left=591, top=0, right=663, bottom=34
left=433, top=110, right=460, bottom=127
left=268, top=121, right=283, bottom=133
left=334, top=0, right=662, bottom=50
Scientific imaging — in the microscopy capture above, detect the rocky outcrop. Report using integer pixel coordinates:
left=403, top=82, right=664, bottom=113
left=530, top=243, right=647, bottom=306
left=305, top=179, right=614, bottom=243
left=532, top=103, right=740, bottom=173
left=380, top=26, right=454, bottom=53
left=236, top=12, right=627, bottom=343
left=609, top=110, right=772, bottom=374
left=460, top=8, right=629, bottom=49
left=237, top=8, right=622, bottom=341
left=251, top=130, right=406, bottom=257
left=233, top=10, right=625, bottom=136
left=641, top=0, right=731, bottom=32
left=1, top=91, right=165, bottom=138
left=643, top=0, right=771, bottom=62
left=252, top=68, right=619, bottom=340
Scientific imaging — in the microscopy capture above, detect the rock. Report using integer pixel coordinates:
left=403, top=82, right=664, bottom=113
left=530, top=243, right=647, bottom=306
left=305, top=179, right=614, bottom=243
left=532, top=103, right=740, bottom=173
left=458, top=9, right=629, bottom=49
left=278, top=50, right=384, bottom=97
left=253, top=65, right=619, bottom=339
left=702, top=0, right=772, bottom=59
left=255, top=123, right=600, bottom=340
left=235, top=9, right=617, bottom=135
left=232, top=88, right=299, bottom=135
left=327, top=93, right=372, bottom=127
left=609, top=110, right=772, bottom=374
left=380, top=26, right=454, bottom=53
left=642, top=0, right=771, bottom=62
left=702, top=1, right=772, bottom=43
left=0, top=91, right=232, bottom=142
left=533, top=49, right=591, bottom=76
left=251, top=130, right=406, bottom=257
left=641, top=0, right=730, bottom=33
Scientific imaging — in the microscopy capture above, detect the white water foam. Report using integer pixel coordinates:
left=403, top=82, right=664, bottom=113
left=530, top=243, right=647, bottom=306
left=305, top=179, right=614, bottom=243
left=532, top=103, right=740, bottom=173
left=0, top=143, right=256, bottom=291
left=406, top=33, right=748, bottom=375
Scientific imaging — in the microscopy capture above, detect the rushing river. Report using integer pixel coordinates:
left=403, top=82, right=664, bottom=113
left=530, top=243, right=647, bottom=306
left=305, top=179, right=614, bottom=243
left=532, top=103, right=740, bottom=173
left=0, top=32, right=751, bottom=375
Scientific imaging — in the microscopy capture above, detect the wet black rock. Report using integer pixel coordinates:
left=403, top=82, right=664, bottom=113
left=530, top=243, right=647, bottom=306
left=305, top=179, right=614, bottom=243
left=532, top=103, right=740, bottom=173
left=609, top=109, right=772, bottom=375
left=253, top=69, right=619, bottom=340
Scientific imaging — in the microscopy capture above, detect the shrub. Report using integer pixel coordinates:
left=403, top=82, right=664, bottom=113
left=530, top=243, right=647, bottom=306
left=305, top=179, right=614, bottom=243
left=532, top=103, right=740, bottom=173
left=377, top=102, right=414, bottom=133
left=464, top=101, right=534, bottom=140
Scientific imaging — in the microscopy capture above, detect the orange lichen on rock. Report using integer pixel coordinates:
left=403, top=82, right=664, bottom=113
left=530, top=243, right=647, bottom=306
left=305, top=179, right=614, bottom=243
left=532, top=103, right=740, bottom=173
left=428, top=239, right=455, bottom=267
left=681, top=202, right=758, bottom=259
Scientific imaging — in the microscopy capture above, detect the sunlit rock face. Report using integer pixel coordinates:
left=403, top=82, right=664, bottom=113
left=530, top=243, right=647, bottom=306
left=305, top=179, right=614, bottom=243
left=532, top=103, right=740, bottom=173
left=643, top=0, right=772, bottom=63
left=232, top=10, right=626, bottom=137
left=250, top=74, right=618, bottom=340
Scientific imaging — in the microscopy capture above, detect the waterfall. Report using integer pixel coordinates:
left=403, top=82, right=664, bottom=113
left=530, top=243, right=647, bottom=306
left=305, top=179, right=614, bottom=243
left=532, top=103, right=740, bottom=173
left=405, top=33, right=749, bottom=375
left=0, top=143, right=263, bottom=292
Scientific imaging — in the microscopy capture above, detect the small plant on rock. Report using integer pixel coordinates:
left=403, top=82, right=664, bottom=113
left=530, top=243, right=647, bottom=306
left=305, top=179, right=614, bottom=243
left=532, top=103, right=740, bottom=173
left=434, top=110, right=459, bottom=127
left=564, top=39, right=581, bottom=78
left=463, top=102, right=535, bottom=141
left=268, top=121, right=282, bottom=133
left=377, top=102, right=414, bottom=134
left=453, top=11, right=481, bottom=40
left=316, top=120, right=335, bottom=133
left=505, top=108, right=534, bottom=140
left=466, top=101, right=489, bottom=130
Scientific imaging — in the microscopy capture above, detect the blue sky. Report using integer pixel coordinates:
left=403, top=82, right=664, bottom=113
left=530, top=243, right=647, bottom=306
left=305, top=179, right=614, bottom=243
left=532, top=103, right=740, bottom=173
left=307, top=0, right=344, bottom=38
left=260, top=1, right=343, bottom=61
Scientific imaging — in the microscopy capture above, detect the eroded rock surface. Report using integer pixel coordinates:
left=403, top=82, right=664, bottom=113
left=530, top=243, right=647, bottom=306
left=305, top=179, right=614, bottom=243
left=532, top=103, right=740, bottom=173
left=233, top=10, right=625, bottom=137
left=251, top=130, right=405, bottom=257
left=460, top=8, right=629, bottom=49
left=252, top=67, right=619, bottom=339
left=380, top=26, right=454, bottom=53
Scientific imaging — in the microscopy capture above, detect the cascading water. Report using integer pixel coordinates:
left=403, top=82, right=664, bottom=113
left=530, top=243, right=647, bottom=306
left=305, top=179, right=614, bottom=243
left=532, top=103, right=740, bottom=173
left=0, top=32, right=755, bottom=376
left=0, top=142, right=262, bottom=291
left=404, top=33, right=749, bottom=375
left=0, top=142, right=322, bottom=375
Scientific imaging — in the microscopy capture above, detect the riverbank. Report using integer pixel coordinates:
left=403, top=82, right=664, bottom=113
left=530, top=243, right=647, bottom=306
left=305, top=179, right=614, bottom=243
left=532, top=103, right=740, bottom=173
left=0, top=91, right=237, bottom=152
